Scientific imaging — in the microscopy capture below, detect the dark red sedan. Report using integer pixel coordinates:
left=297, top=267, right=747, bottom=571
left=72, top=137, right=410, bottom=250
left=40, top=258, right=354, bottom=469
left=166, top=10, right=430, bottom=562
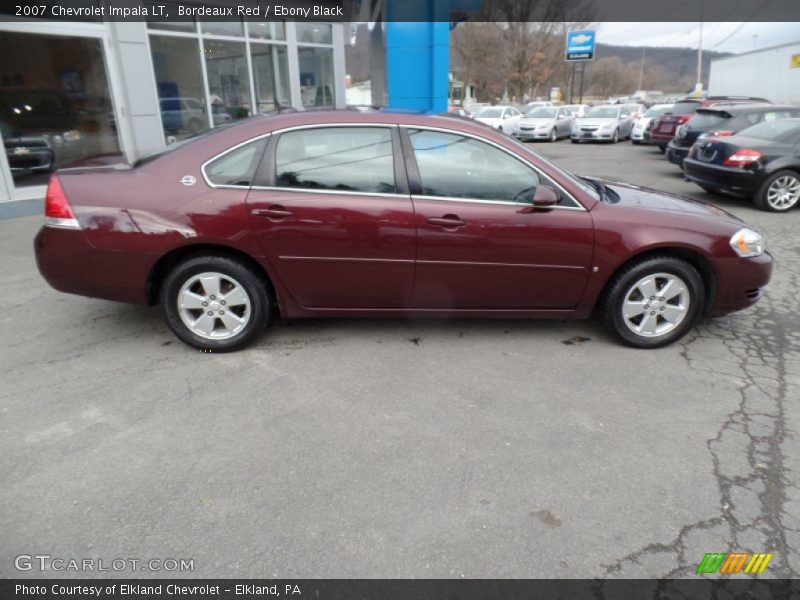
left=35, top=110, right=772, bottom=351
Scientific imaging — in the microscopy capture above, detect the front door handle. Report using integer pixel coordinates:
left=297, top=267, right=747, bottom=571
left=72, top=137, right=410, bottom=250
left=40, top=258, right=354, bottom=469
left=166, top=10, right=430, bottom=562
left=252, top=206, right=293, bottom=219
left=427, top=215, right=467, bottom=229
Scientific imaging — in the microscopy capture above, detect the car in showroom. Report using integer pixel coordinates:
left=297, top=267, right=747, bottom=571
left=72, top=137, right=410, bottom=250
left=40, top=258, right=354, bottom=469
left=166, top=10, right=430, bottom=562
left=570, top=105, right=634, bottom=143
left=1, top=119, right=54, bottom=174
left=35, top=110, right=772, bottom=351
left=649, top=96, right=770, bottom=151
left=474, top=105, right=523, bottom=134
left=683, top=117, right=800, bottom=212
left=666, top=104, right=800, bottom=168
left=631, top=103, right=673, bottom=144
left=513, top=106, right=574, bottom=142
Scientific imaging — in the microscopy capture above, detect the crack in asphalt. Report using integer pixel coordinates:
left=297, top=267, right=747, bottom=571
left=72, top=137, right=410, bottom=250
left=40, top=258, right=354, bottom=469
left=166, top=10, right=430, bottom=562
left=596, top=269, right=800, bottom=594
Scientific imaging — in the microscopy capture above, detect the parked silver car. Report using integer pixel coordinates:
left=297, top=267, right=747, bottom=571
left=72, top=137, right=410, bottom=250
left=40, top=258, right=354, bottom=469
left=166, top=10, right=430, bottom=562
left=513, top=106, right=574, bottom=142
left=571, top=105, right=634, bottom=143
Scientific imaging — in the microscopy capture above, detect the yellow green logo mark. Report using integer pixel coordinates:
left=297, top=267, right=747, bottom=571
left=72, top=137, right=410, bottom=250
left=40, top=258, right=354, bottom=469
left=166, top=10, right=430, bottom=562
left=697, top=552, right=773, bottom=574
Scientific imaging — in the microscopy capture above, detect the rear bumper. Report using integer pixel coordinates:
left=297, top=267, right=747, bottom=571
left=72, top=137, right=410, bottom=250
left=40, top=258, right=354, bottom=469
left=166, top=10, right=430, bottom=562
left=683, top=158, right=760, bottom=195
left=666, top=142, right=690, bottom=166
left=649, top=132, right=673, bottom=146
left=35, top=226, right=155, bottom=305
left=709, top=253, right=773, bottom=316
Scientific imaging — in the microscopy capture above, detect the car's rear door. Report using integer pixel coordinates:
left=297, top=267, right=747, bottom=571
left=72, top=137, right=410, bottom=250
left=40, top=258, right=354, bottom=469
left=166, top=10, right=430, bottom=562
left=245, top=124, right=416, bottom=309
left=401, top=126, right=593, bottom=310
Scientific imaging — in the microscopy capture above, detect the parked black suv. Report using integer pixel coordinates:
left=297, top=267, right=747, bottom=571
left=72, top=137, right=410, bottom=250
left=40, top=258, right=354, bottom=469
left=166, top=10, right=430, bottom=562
left=666, top=104, right=800, bottom=167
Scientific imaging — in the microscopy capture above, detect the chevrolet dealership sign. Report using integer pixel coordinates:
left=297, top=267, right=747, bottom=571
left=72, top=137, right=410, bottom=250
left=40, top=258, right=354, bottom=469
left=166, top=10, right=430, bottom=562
left=566, top=30, right=596, bottom=61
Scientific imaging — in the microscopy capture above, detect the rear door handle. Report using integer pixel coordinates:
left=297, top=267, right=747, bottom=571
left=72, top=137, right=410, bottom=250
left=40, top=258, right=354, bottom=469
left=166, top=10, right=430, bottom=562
left=427, top=215, right=467, bottom=228
left=251, top=207, right=293, bottom=219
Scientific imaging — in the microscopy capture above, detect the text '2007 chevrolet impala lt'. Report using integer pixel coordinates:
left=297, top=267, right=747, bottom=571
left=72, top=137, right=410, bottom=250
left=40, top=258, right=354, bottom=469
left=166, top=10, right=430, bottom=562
left=35, top=110, right=773, bottom=351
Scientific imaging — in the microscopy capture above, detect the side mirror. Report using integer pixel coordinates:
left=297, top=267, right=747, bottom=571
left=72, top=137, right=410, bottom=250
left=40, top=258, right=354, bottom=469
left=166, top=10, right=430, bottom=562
left=532, top=185, right=559, bottom=207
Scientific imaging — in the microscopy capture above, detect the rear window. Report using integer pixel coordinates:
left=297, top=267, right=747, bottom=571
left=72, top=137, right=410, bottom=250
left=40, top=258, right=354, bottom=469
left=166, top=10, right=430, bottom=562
left=668, top=102, right=701, bottom=116
left=687, top=112, right=729, bottom=129
left=737, top=119, right=800, bottom=142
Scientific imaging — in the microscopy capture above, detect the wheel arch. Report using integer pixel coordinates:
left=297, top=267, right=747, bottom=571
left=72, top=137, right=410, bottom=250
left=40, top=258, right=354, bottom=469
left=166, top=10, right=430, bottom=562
left=146, top=243, right=278, bottom=309
left=596, top=246, right=717, bottom=316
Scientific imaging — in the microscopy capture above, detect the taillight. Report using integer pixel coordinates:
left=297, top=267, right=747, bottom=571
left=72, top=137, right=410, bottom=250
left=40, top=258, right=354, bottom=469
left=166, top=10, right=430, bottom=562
left=723, top=149, right=762, bottom=167
left=709, top=130, right=733, bottom=137
left=44, top=175, right=80, bottom=228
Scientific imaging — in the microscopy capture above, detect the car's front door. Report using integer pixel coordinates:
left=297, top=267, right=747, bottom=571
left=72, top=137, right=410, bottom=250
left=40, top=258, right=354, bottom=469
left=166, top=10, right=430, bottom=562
left=555, top=109, right=572, bottom=136
left=246, top=125, right=416, bottom=309
left=402, top=127, right=594, bottom=310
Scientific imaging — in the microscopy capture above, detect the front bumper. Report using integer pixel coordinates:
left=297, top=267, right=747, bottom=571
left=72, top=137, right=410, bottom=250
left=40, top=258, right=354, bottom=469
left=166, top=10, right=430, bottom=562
left=7, top=149, right=54, bottom=172
left=683, top=158, right=760, bottom=195
left=35, top=226, right=154, bottom=305
left=513, top=129, right=551, bottom=140
left=571, top=129, right=616, bottom=141
left=709, top=252, right=773, bottom=316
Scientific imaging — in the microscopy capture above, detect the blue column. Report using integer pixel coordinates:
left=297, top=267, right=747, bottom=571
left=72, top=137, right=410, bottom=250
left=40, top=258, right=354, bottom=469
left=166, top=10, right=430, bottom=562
left=385, top=0, right=450, bottom=113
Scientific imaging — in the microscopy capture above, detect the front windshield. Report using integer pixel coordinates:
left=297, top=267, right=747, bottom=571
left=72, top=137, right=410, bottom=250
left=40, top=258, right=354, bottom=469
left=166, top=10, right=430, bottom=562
left=478, top=107, right=504, bottom=118
left=584, top=107, right=619, bottom=119
left=506, top=135, right=600, bottom=201
left=738, top=119, right=800, bottom=142
left=525, top=107, right=557, bottom=118
left=644, top=105, right=673, bottom=118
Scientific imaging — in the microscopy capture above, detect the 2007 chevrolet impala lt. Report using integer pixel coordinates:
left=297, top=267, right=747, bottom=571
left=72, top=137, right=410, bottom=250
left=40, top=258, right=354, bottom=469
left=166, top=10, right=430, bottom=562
left=35, top=110, right=773, bottom=351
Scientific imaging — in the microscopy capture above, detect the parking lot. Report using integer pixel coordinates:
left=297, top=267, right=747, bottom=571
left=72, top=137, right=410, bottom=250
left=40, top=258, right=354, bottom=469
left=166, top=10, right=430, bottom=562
left=1, top=139, right=798, bottom=579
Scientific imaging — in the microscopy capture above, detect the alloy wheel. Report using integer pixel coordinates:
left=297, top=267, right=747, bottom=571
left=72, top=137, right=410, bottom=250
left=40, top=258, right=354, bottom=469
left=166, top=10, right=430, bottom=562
left=766, top=174, right=800, bottom=210
left=621, top=272, right=691, bottom=338
left=177, top=271, right=251, bottom=340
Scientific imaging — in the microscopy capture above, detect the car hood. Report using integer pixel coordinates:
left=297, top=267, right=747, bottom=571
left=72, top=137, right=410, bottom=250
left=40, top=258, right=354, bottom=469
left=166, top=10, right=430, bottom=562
left=4, top=135, right=50, bottom=148
left=518, top=118, right=554, bottom=126
left=578, top=118, right=618, bottom=127
left=597, top=179, right=744, bottom=224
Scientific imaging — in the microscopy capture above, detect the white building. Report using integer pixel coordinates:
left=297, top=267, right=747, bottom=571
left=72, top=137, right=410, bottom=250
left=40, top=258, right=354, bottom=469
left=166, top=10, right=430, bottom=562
left=0, top=17, right=346, bottom=203
left=708, top=40, right=800, bottom=106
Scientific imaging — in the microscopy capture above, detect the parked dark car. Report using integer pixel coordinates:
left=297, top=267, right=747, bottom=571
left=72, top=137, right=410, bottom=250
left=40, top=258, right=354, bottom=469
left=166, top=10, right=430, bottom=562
left=1, top=119, right=54, bottom=173
left=683, top=118, right=800, bottom=212
left=649, top=96, right=770, bottom=151
left=36, top=110, right=772, bottom=351
left=666, top=104, right=800, bottom=168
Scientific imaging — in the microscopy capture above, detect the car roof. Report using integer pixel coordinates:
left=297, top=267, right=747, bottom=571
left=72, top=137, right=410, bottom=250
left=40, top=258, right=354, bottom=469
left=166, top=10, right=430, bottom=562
left=698, top=103, right=792, bottom=114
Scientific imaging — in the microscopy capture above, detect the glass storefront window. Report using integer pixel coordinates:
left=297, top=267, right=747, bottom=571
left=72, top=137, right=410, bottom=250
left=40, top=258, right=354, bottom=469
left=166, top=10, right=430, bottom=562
left=298, top=46, right=335, bottom=107
left=0, top=31, right=120, bottom=189
left=201, top=20, right=244, bottom=37
left=251, top=43, right=290, bottom=112
left=150, top=35, right=209, bottom=142
left=204, top=40, right=252, bottom=125
left=296, top=23, right=332, bottom=44
left=247, top=21, right=286, bottom=41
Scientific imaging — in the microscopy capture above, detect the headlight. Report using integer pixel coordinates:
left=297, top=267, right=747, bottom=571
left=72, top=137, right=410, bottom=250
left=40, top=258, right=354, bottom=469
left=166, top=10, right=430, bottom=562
left=729, top=228, right=765, bottom=258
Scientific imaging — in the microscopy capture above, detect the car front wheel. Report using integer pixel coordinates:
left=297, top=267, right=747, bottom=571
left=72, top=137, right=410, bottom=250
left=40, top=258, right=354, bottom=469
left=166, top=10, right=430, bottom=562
left=611, top=129, right=619, bottom=144
left=161, top=255, right=269, bottom=351
left=754, top=170, right=800, bottom=212
left=549, top=128, right=557, bottom=142
left=602, top=257, right=703, bottom=348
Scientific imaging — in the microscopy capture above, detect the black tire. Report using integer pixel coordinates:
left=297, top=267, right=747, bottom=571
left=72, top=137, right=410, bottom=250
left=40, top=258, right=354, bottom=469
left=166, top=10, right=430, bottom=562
left=699, top=184, right=721, bottom=195
left=571, top=139, right=579, bottom=144
left=601, top=256, right=704, bottom=349
left=658, top=145, right=666, bottom=153
left=160, top=255, right=270, bottom=352
left=611, top=129, right=619, bottom=144
left=753, top=169, right=800, bottom=212
left=549, top=128, right=557, bottom=142
left=632, top=140, right=641, bottom=145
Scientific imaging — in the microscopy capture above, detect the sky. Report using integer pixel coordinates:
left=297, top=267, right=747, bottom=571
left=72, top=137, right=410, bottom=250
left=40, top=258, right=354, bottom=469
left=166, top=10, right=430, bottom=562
left=596, top=22, right=800, bottom=53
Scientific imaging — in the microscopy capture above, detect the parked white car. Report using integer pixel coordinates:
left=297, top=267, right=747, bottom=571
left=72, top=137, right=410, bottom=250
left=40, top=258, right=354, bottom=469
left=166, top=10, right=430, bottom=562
left=475, top=105, right=522, bottom=135
left=571, top=105, right=634, bottom=143
left=631, top=103, right=674, bottom=144
left=513, top=106, right=574, bottom=142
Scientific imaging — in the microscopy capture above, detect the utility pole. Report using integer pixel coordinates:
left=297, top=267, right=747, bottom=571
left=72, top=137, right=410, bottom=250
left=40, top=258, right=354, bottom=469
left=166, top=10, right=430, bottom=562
left=637, top=47, right=646, bottom=91
left=696, top=0, right=704, bottom=94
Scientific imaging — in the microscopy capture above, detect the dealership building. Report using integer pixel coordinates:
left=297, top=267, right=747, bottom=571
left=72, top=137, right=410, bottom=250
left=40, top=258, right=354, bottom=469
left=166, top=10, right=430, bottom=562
left=0, top=16, right=347, bottom=203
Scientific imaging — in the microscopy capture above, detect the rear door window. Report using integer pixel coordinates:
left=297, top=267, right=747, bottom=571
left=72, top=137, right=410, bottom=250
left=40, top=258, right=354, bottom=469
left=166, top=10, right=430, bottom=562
left=274, top=127, right=395, bottom=194
left=205, top=138, right=267, bottom=187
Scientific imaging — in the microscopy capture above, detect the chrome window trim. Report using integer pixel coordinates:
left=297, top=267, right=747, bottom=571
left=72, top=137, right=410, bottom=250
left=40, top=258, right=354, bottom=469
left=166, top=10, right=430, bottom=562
left=200, top=132, right=273, bottom=189
left=249, top=186, right=407, bottom=199
left=400, top=124, right=586, bottom=211
left=411, top=194, right=586, bottom=211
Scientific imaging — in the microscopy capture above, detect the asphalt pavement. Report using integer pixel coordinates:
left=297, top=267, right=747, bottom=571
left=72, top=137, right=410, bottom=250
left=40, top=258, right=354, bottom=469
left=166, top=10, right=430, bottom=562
left=1, top=139, right=798, bottom=579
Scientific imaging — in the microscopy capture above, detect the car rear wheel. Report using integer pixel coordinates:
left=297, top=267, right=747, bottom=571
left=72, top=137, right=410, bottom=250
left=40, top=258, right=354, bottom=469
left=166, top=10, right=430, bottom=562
left=161, top=255, right=269, bottom=352
left=754, top=170, right=800, bottom=212
left=602, top=257, right=703, bottom=348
